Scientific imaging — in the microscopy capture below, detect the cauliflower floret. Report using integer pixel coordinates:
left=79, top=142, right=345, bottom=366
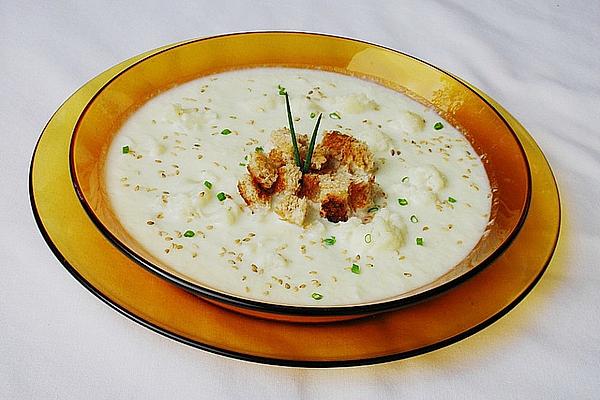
left=409, top=165, right=446, bottom=193
left=395, top=111, right=426, bottom=134
left=339, top=93, right=380, bottom=114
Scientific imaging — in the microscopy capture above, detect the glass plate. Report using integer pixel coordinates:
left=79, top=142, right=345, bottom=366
left=29, top=40, right=560, bottom=367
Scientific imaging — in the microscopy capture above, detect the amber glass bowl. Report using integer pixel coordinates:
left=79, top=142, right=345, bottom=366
left=70, top=32, right=530, bottom=322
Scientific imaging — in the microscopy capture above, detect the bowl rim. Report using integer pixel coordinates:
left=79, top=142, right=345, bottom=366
left=69, top=31, right=532, bottom=317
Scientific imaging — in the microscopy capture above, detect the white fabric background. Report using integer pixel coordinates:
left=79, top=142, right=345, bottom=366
left=2, top=0, right=599, bottom=398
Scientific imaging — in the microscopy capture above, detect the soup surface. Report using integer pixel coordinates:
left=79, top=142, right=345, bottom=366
left=105, top=67, right=492, bottom=306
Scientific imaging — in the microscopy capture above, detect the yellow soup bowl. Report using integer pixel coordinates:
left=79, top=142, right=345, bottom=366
left=70, top=32, right=530, bottom=322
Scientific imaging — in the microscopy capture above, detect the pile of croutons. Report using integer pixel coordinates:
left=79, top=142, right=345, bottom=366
left=238, top=128, right=380, bottom=226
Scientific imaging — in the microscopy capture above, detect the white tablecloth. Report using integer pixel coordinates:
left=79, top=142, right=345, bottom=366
left=2, top=1, right=599, bottom=398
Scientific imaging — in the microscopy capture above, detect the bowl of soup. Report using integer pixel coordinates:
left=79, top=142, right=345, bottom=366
left=70, top=32, right=530, bottom=322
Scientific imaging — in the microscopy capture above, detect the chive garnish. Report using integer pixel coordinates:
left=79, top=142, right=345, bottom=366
left=311, top=292, right=323, bottom=300
left=367, top=205, right=380, bottom=213
left=322, top=236, right=336, bottom=246
left=284, top=92, right=302, bottom=169
left=309, top=112, right=316, bottom=119
left=277, top=84, right=286, bottom=95
left=351, top=264, right=361, bottom=274
left=220, top=128, right=232, bottom=135
left=364, top=233, right=372, bottom=244
left=416, top=237, right=424, bottom=246
left=410, top=215, right=419, bottom=223
left=217, top=192, right=226, bottom=201
left=303, top=113, right=322, bottom=173
left=448, top=196, right=457, bottom=203
left=329, top=111, right=341, bottom=119
left=401, top=176, right=409, bottom=183
left=398, top=198, right=409, bottom=206
left=434, top=122, right=444, bottom=130
left=183, top=230, right=195, bottom=237
left=203, top=180, right=212, bottom=189
left=122, top=145, right=130, bottom=154
left=255, top=146, right=264, bottom=152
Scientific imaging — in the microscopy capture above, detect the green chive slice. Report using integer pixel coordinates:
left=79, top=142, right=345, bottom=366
left=398, top=198, right=409, bottom=206
left=364, top=233, right=372, bottom=243
left=434, top=122, right=444, bottom=130
left=255, top=146, right=264, bottom=152
left=410, top=215, right=419, bottom=223
left=367, top=205, right=380, bottom=213
left=203, top=180, right=213, bottom=189
left=311, top=292, right=323, bottom=300
left=217, top=192, right=226, bottom=201
left=329, top=111, right=341, bottom=119
left=183, top=230, right=195, bottom=238
left=448, top=196, right=457, bottom=203
left=351, top=264, right=361, bottom=274
left=277, top=84, right=286, bottom=95
left=416, top=237, right=424, bottom=246
left=309, top=112, right=316, bottom=119
left=322, top=236, right=336, bottom=246
left=220, top=128, right=232, bottom=135
left=401, top=176, right=409, bottom=183
left=122, top=145, right=130, bottom=154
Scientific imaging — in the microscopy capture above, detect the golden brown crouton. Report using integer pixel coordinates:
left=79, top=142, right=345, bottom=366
left=272, top=163, right=302, bottom=195
left=320, top=130, right=374, bottom=173
left=299, top=173, right=320, bottom=201
left=273, top=192, right=308, bottom=226
left=247, top=151, right=278, bottom=190
left=348, top=179, right=373, bottom=210
left=237, top=175, right=270, bottom=208
left=320, top=193, right=350, bottom=223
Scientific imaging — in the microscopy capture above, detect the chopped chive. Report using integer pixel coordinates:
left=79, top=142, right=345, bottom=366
left=416, top=237, right=424, bottom=246
left=401, top=176, right=409, bottom=183
left=255, top=146, right=264, bottom=152
left=122, top=145, right=130, bottom=154
left=434, top=122, right=444, bottom=130
left=448, top=196, right=457, bottom=203
left=239, top=163, right=246, bottom=167
left=203, top=180, right=212, bottom=189
left=277, top=84, right=286, bottom=95
left=329, top=111, right=341, bottom=119
left=351, top=263, right=361, bottom=274
left=364, top=233, right=372, bottom=244
left=303, top=113, right=322, bottom=173
left=410, top=215, right=419, bottom=223
left=398, top=198, right=409, bottom=206
left=284, top=92, right=302, bottom=169
left=322, top=236, right=336, bottom=246
left=183, top=230, right=195, bottom=238
left=311, top=292, right=323, bottom=300
left=367, top=205, right=380, bottom=213
left=217, top=192, right=226, bottom=201
left=309, top=112, right=316, bottom=119
left=220, top=128, right=232, bottom=135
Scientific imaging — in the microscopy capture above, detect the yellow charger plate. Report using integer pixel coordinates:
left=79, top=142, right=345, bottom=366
left=29, top=36, right=560, bottom=367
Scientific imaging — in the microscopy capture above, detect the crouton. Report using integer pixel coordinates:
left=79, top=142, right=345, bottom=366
left=320, top=130, right=374, bottom=173
left=247, top=151, right=277, bottom=190
left=348, top=179, right=373, bottom=210
left=273, top=192, right=308, bottom=226
left=320, top=193, right=350, bottom=223
left=299, top=173, right=320, bottom=201
left=237, top=175, right=269, bottom=208
left=272, top=163, right=302, bottom=195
